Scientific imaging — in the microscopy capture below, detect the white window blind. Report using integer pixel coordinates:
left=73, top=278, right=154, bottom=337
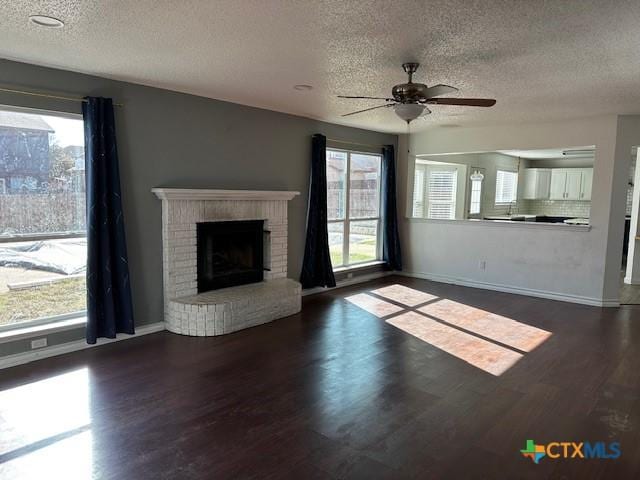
left=427, top=168, right=457, bottom=219
left=495, top=170, right=518, bottom=203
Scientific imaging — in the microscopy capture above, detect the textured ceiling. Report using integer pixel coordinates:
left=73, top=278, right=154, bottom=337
left=1, top=1, right=640, bottom=133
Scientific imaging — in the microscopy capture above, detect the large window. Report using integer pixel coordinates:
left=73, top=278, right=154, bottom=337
left=0, top=107, right=86, bottom=331
left=495, top=170, right=518, bottom=204
left=327, top=149, right=381, bottom=268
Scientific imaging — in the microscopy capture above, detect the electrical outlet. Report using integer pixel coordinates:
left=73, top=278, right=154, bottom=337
left=347, top=272, right=354, bottom=279
left=31, top=338, right=47, bottom=349
left=479, top=260, right=486, bottom=271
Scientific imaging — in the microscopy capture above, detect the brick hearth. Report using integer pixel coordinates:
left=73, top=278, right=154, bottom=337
left=152, top=188, right=301, bottom=336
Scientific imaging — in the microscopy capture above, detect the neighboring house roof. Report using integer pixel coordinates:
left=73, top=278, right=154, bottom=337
left=0, top=111, right=54, bottom=132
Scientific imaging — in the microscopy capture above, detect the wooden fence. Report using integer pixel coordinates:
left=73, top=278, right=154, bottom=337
left=0, top=193, right=85, bottom=236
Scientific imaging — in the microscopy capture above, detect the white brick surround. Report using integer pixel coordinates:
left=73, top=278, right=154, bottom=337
left=152, top=188, right=301, bottom=336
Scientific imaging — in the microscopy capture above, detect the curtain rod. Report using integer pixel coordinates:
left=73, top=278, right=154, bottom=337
left=0, top=86, right=124, bottom=107
left=325, top=137, right=388, bottom=149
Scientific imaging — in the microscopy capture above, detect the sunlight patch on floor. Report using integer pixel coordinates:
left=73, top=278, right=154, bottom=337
left=0, top=367, right=93, bottom=478
left=0, top=429, right=93, bottom=480
left=343, top=284, right=552, bottom=376
left=419, top=299, right=551, bottom=352
left=387, top=311, right=523, bottom=376
left=345, top=293, right=404, bottom=318
left=370, top=284, right=438, bottom=307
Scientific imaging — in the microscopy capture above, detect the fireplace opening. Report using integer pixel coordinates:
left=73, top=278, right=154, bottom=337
left=197, top=220, right=264, bottom=292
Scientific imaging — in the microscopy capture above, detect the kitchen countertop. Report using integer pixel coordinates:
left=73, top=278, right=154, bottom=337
left=563, top=218, right=590, bottom=225
left=484, top=214, right=537, bottom=221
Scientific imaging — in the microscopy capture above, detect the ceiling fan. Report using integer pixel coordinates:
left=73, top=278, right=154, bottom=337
left=338, top=63, right=496, bottom=124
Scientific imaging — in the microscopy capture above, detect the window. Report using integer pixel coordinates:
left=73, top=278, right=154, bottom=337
left=495, top=170, right=518, bottom=204
left=412, top=166, right=425, bottom=218
left=327, top=149, right=381, bottom=268
left=413, top=164, right=458, bottom=220
left=469, top=170, right=484, bottom=215
left=0, top=107, right=86, bottom=331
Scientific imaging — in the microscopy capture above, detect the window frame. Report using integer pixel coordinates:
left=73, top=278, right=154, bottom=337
left=495, top=169, right=518, bottom=204
left=0, top=105, right=87, bottom=334
left=326, top=148, right=383, bottom=269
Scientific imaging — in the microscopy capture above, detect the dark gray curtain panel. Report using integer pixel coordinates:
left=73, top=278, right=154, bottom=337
left=300, top=134, right=336, bottom=288
left=381, top=144, right=402, bottom=271
left=83, top=97, right=134, bottom=344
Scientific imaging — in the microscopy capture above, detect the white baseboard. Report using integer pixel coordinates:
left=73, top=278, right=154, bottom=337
left=302, top=271, right=393, bottom=297
left=398, top=271, right=620, bottom=308
left=0, top=322, right=166, bottom=370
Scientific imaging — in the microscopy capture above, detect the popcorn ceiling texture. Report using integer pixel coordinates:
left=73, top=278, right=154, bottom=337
left=1, top=1, right=640, bottom=133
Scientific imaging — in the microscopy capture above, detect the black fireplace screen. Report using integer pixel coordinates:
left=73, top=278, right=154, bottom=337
left=197, top=220, right=264, bottom=292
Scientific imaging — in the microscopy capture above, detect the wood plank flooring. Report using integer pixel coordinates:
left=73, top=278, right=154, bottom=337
left=2, top=275, right=640, bottom=479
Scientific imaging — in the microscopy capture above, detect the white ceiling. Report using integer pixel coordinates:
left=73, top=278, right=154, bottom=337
left=1, top=1, right=640, bottom=134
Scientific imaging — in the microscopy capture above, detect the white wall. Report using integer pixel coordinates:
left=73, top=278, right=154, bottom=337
left=398, top=115, right=637, bottom=306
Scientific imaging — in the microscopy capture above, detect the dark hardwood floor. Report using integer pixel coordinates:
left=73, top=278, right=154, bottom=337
left=2, top=275, right=640, bottom=479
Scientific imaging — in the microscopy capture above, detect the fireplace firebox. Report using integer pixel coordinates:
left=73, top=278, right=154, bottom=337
left=197, top=220, right=264, bottom=292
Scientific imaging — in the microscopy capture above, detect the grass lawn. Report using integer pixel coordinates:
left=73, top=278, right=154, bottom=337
left=0, top=277, right=86, bottom=326
left=330, top=236, right=377, bottom=267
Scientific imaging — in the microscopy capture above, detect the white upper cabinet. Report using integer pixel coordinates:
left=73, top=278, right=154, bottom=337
left=549, top=170, right=568, bottom=200
left=548, top=168, right=593, bottom=201
left=565, top=169, right=583, bottom=200
left=522, top=168, right=551, bottom=199
left=580, top=168, right=593, bottom=200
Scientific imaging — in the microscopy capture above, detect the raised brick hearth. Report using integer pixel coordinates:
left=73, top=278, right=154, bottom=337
left=152, top=188, right=301, bottom=336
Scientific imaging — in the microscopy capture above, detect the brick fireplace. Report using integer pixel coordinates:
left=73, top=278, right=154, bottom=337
left=152, top=188, right=301, bottom=336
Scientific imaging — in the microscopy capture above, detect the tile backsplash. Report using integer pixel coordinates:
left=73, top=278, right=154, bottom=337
left=519, top=199, right=590, bottom=218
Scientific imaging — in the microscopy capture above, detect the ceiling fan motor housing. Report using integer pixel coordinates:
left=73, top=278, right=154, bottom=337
left=392, top=82, right=430, bottom=103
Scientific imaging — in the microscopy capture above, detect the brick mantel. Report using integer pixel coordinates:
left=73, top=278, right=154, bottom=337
left=153, top=187, right=301, bottom=336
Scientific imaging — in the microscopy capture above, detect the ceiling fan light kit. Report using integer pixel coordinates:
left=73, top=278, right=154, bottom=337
left=394, top=103, right=425, bottom=123
left=338, top=62, right=496, bottom=124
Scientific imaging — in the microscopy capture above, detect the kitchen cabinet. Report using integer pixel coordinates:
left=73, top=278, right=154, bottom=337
left=549, top=168, right=593, bottom=201
left=565, top=169, right=583, bottom=200
left=550, top=170, right=567, bottom=200
left=580, top=168, right=593, bottom=200
left=522, top=168, right=551, bottom=199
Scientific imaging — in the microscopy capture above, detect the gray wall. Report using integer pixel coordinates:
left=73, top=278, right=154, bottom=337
left=0, top=59, right=396, bottom=358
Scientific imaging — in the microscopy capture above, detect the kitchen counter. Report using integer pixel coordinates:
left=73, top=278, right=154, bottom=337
left=563, top=218, right=590, bottom=225
left=483, top=214, right=589, bottom=224
left=483, top=215, right=537, bottom=222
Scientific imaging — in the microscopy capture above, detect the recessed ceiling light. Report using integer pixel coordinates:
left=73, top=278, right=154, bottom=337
left=293, top=84, right=313, bottom=91
left=29, top=15, right=65, bottom=28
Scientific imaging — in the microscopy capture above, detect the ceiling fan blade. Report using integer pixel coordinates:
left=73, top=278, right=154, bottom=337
left=338, top=95, right=395, bottom=101
left=427, top=98, right=496, bottom=107
left=423, top=84, right=459, bottom=98
left=341, top=103, right=395, bottom=117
